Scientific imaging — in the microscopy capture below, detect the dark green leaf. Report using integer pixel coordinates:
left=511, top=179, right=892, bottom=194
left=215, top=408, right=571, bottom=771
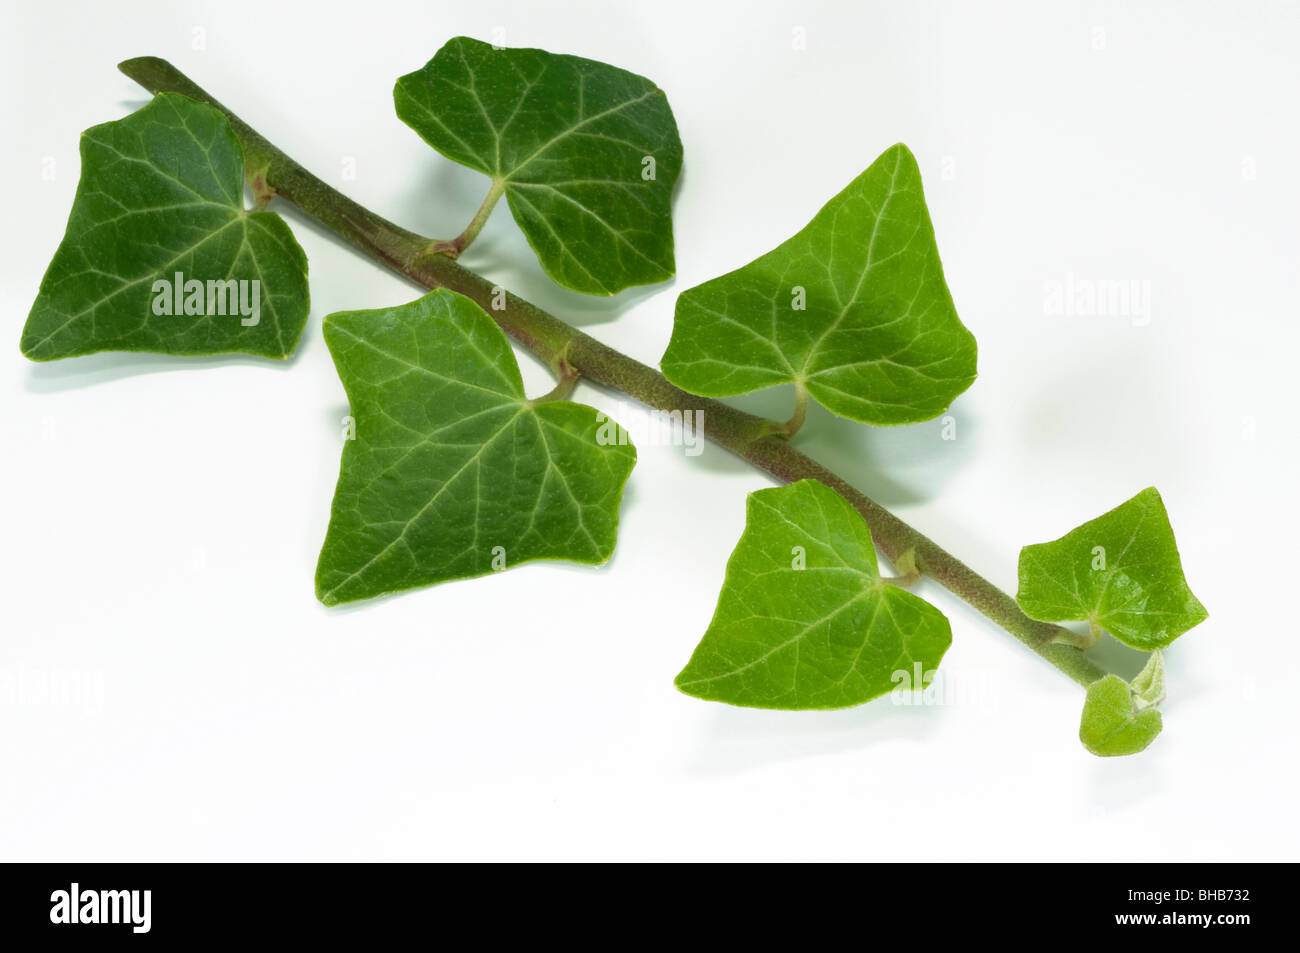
left=22, top=93, right=309, bottom=361
left=316, top=289, right=636, bottom=605
left=394, top=36, right=682, bottom=295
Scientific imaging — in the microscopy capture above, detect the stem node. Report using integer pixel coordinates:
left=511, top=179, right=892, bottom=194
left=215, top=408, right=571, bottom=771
left=532, top=355, right=580, bottom=404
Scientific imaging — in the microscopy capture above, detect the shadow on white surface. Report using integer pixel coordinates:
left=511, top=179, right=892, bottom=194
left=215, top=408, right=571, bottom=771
left=1085, top=633, right=1150, bottom=682
left=681, top=383, right=979, bottom=507
left=23, top=344, right=310, bottom=392
left=681, top=701, right=945, bottom=776
left=1086, top=746, right=1167, bottom=814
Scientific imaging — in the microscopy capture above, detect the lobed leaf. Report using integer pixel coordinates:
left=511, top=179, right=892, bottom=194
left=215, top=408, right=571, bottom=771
left=21, top=93, right=309, bottom=361
left=660, top=143, right=977, bottom=425
left=675, top=479, right=952, bottom=709
left=1016, top=487, right=1207, bottom=651
left=1079, top=674, right=1163, bottom=757
left=395, top=36, right=683, bottom=296
left=315, top=289, right=636, bottom=605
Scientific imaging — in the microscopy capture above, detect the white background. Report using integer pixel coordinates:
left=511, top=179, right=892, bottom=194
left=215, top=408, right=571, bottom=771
left=2, top=0, right=1296, bottom=861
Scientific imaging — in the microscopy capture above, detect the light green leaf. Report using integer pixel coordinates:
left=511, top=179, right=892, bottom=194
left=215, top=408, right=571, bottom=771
left=315, top=289, right=636, bottom=606
left=1016, top=487, right=1207, bottom=651
left=394, top=36, right=682, bottom=296
left=660, top=143, right=976, bottom=425
left=1079, top=674, right=1163, bottom=757
left=675, top=479, right=951, bottom=709
left=1130, top=651, right=1166, bottom=710
left=21, top=93, right=309, bottom=361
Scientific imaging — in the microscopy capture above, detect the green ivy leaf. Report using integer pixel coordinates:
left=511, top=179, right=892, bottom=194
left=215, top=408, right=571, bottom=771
left=1130, top=651, right=1166, bottom=710
left=1016, top=487, right=1208, bottom=651
left=21, top=93, right=309, bottom=361
left=315, top=289, right=636, bottom=606
left=1079, top=674, right=1163, bottom=757
left=394, top=36, right=683, bottom=296
left=660, top=143, right=977, bottom=425
left=675, top=479, right=951, bottom=709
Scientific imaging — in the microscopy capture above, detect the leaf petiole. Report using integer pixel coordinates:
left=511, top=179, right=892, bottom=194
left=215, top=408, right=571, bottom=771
left=750, top=381, right=810, bottom=441
left=530, top=355, right=581, bottom=405
left=427, top=179, right=505, bottom=259
left=782, top=381, right=809, bottom=438
left=1051, top=617, right=1103, bottom=650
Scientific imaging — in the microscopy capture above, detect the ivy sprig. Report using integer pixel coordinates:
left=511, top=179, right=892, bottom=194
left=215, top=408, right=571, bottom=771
left=20, top=43, right=1209, bottom=759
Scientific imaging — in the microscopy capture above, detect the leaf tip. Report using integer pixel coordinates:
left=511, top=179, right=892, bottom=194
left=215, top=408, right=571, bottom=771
left=315, top=581, right=341, bottom=608
left=18, top=336, right=47, bottom=362
left=884, top=141, right=918, bottom=164
left=672, top=666, right=706, bottom=700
